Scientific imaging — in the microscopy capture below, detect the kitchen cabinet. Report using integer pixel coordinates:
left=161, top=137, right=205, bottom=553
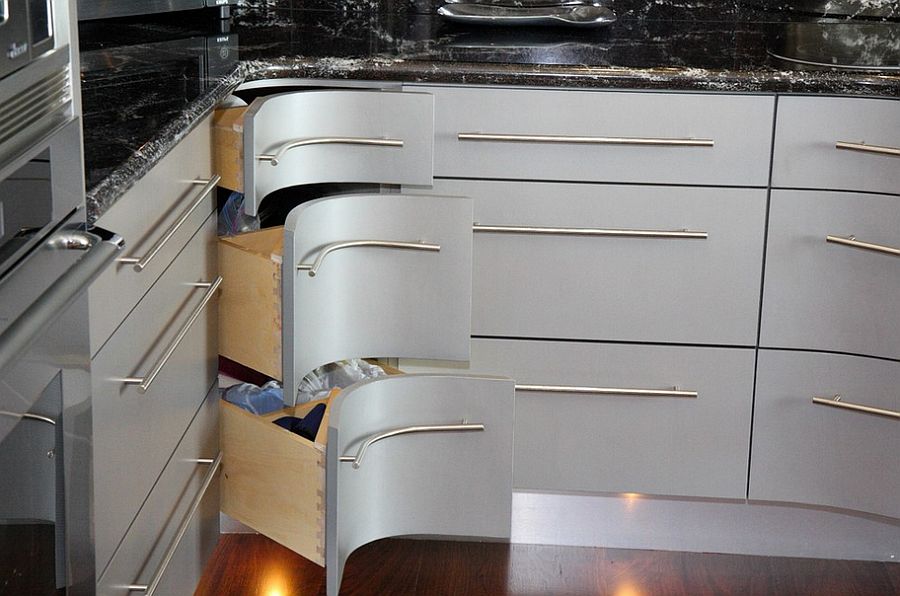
left=88, top=115, right=220, bottom=593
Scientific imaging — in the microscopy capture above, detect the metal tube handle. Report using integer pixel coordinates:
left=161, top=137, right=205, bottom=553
left=458, top=132, right=714, bottom=147
left=117, top=176, right=220, bottom=271
left=339, top=422, right=485, bottom=469
left=826, top=235, right=900, bottom=257
left=835, top=141, right=900, bottom=158
left=0, top=411, right=56, bottom=425
left=127, top=453, right=222, bottom=595
left=297, top=240, right=440, bottom=277
left=812, top=395, right=900, bottom=421
left=120, top=276, right=222, bottom=393
left=473, top=224, right=707, bottom=239
left=257, top=137, right=404, bottom=166
left=516, top=384, right=698, bottom=398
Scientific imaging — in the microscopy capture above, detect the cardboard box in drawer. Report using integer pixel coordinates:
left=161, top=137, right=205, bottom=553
left=218, top=226, right=284, bottom=379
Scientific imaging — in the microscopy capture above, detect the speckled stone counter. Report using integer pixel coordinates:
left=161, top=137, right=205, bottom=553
left=79, top=2, right=900, bottom=221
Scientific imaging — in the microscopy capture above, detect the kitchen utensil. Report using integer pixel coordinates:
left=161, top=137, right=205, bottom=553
left=437, top=3, right=617, bottom=27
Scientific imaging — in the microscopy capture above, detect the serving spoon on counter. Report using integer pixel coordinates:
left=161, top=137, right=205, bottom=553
left=438, top=3, right=617, bottom=27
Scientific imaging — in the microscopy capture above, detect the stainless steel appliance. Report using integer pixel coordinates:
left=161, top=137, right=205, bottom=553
left=0, top=0, right=122, bottom=593
left=77, top=0, right=237, bottom=21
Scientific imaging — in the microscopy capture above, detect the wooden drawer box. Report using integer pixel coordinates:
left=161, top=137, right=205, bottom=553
left=415, top=85, right=775, bottom=187
left=773, top=96, right=900, bottom=196
left=751, top=349, right=900, bottom=519
left=421, top=178, right=766, bottom=346
left=402, top=338, right=756, bottom=500
left=761, top=189, right=900, bottom=360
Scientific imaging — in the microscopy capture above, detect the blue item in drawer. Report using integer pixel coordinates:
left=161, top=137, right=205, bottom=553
left=273, top=403, right=326, bottom=441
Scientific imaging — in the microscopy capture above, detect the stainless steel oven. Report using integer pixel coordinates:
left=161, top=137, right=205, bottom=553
left=77, top=0, right=237, bottom=21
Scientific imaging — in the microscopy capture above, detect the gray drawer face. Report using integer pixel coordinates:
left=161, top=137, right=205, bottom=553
left=92, top=214, right=218, bottom=571
left=751, top=350, right=900, bottom=519
left=245, top=90, right=434, bottom=216
left=773, top=96, right=900, bottom=195
left=419, top=85, right=774, bottom=186
left=283, top=193, right=473, bottom=404
left=761, top=190, right=900, bottom=360
left=424, top=179, right=766, bottom=346
left=326, top=374, right=514, bottom=595
left=402, top=338, right=755, bottom=499
left=90, top=116, right=213, bottom=355
left=96, top=387, right=219, bottom=594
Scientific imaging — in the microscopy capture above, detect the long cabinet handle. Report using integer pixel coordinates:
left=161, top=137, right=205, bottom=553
left=0, top=411, right=56, bottom=425
left=339, top=422, right=485, bottom=469
left=297, top=240, right=440, bottom=277
left=458, top=132, right=714, bottom=147
left=826, top=235, right=900, bottom=257
left=835, top=141, right=900, bottom=157
left=516, top=384, right=698, bottom=398
left=257, top=137, right=404, bottom=166
left=812, top=395, right=900, bottom=421
left=473, top=224, right=708, bottom=239
left=127, top=453, right=222, bottom=595
left=117, top=176, right=220, bottom=271
left=120, top=276, right=223, bottom=393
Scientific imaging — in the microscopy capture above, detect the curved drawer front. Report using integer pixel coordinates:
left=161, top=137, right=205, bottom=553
left=245, top=90, right=434, bottom=215
left=773, top=96, right=900, bottom=196
left=92, top=214, right=219, bottom=571
left=401, top=338, right=755, bottom=500
left=283, top=193, right=473, bottom=403
left=97, top=388, right=219, bottom=594
left=90, top=116, right=214, bottom=355
left=425, top=179, right=766, bottom=346
left=751, top=350, right=900, bottom=519
left=761, top=189, right=900, bottom=360
left=418, top=85, right=774, bottom=186
left=326, top=374, right=514, bottom=596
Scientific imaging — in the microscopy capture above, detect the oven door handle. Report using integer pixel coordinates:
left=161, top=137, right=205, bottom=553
left=0, top=228, right=123, bottom=374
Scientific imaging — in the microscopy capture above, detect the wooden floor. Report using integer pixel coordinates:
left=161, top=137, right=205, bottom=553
left=196, top=534, right=900, bottom=595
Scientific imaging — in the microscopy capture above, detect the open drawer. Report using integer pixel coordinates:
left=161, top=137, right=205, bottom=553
left=213, top=89, right=434, bottom=215
left=220, top=373, right=514, bottom=595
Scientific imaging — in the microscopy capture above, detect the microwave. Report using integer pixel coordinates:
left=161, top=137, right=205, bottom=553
left=77, top=0, right=236, bottom=21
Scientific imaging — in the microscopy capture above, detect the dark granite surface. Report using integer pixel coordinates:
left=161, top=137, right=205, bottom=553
left=80, top=1, right=900, bottom=221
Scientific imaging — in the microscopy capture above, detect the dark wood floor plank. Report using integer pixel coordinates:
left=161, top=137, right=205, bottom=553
left=196, top=534, right=900, bottom=596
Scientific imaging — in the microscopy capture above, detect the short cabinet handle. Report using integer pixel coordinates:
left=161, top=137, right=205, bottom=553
left=117, top=176, right=220, bottom=271
left=297, top=240, right=440, bottom=277
left=126, top=453, right=222, bottom=595
left=473, top=224, right=708, bottom=239
left=458, top=132, right=714, bottom=147
left=812, top=395, right=900, bottom=421
left=119, top=276, right=223, bottom=393
left=0, top=411, right=56, bottom=425
left=835, top=141, right=900, bottom=158
left=515, top=384, right=698, bottom=398
left=257, top=137, right=404, bottom=166
left=826, top=235, right=900, bottom=257
left=339, top=422, right=485, bottom=469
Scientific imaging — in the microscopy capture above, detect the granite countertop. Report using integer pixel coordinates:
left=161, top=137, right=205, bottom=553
left=79, top=1, right=900, bottom=222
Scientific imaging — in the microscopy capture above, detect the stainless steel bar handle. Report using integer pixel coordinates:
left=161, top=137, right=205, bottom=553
left=120, top=276, right=223, bottom=393
left=458, top=132, right=715, bottom=147
left=127, top=453, right=222, bottom=595
left=257, top=137, right=404, bottom=166
left=826, top=235, right=900, bottom=257
left=515, top=384, right=698, bottom=398
left=339, top=422, right=485, bottom=469
left=812, top=395, right=900, bottom=421
left=473, top=224, right=708, bottom=239
left=0, top=411, right=56, bottom=425
left=297, top=240, right=440, bottom=277
left=835, top=141, right=900, bottom=158
left=117, top=175, right=220, bottom=271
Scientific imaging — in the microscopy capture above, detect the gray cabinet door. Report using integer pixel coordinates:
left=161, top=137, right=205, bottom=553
left=751, top=350, right=900, bottom=519
left=416, top=85, right=774, bottom=187
left=761, top=189, right=900, bottom=360
left=773, top=96, right=900, bottom=196
left=420, top=179, right=766, bottom=346
left=326, top=374, right=514, bottom=596
left=402, top=338, right=756, bottom=499
left=283, top=193, right=473, bottom=404
left=244, top=90, right=434, bottom=215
